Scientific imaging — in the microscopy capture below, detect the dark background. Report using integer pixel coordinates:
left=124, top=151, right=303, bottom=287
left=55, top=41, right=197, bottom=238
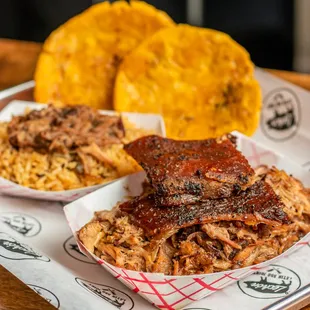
left=0, top=0, right=294, bottom=70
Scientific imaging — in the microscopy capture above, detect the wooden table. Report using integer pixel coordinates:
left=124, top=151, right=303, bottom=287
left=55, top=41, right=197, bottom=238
left=0, top=39, right=41, bottom=91
left=0, top=266, right=56, bottom=310
left=0, top=38, right=309, bottom=310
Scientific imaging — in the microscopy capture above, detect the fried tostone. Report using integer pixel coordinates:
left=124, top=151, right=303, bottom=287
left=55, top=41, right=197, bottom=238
left=114, top=24, right=261, bottom=138
left=34, top=1, right=175, bottom=109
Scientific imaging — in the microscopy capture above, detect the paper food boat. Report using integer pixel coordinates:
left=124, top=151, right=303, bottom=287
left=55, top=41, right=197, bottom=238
left=64, top=132, right=310, bottom=309
left=0, top=100, right=165, bottom=201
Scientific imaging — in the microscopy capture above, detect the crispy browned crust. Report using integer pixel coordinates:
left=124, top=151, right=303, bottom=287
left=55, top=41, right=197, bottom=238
left=79, top=167, right=309, bottom=275
left=124, top=135, right=255, bottom=206
left=119, top=180, right=290, bottom=240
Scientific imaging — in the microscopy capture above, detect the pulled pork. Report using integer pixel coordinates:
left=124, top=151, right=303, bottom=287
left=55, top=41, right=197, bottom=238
left=79, top=166, right=310, bottom=275
left=7, top=105, right=125, bottom=174
left=8, top=105, right=124, bottom=152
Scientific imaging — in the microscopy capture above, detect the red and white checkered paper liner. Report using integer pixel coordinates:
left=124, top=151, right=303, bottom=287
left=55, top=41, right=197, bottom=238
left=64, top=132, right=310, bottom=309
left=0, top=100, right=165, bottom=202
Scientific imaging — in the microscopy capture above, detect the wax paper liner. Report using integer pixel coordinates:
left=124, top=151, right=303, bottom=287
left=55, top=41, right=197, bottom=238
left=0, top=100, right=165, bottom=202
left=64, top=131, right=310, bottom=309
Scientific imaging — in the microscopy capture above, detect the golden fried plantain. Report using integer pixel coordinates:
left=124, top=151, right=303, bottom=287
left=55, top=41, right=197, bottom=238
left=114, top=24, right=261, bottom=139
left=34, top=1, right=175, bottom=109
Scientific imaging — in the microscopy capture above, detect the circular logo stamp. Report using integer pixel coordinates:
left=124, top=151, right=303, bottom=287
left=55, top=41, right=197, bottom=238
left=0, top=232, right=50, bottom=262
left=261, top=88, right=300, bottom=141
left=76, top=278, right=134, bottom=310
left=63, top=236, right=96, bottom=264
left=0, top=213, right=41, bottom=237
left=238, top=264, right=301, bottom=299
left=302, top=161, right=310, bottom=171
left=28, top=284, right=60, bottom=309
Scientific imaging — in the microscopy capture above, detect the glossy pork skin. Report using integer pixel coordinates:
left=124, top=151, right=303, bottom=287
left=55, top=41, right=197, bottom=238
left=124, top=135, right=255, bottom=206
left=119, top=180, right=290, bottom=241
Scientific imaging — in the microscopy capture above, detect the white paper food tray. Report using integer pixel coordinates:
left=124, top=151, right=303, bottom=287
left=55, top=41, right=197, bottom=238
left=0, top=100, right=166, bottom=202
left=1, top=70, right=310, bottom=309
left=64, top=132, right=310, bottom=310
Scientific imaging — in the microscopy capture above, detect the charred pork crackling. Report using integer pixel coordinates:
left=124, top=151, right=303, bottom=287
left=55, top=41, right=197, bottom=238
left=124, top=135, right=255, bottom=206
left=78, top=135, right=310, bottom=275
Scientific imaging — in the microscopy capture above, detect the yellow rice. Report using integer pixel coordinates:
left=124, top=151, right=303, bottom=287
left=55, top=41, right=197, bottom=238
left=0, top=118, right=150, bottom=191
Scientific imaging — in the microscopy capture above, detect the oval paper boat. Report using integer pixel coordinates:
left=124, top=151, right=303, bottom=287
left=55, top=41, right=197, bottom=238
left=0, top=100, right=165, bottom=202
left=64, top=132, right=310, bottom=309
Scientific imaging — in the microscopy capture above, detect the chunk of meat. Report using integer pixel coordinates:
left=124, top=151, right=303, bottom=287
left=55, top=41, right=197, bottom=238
left=201, top=223, right=241, bottom=249
left=236, top=228, right=258, bottom=242
left=79, top=214, right=149, bottom=271
left=232, top=242, right=279, bottom=268
left=124, top=135, right=255, bottom=206
left=257, top=166, right=310, bottom=218
left=78, top=221, right=106, bottom=253
left=176, top=240, right=214, bottom=274
left=120, top=180, right=290, bottom=240
left=78, top=165, right=310, bottom=275
left=78, top=143, right=114, bottom=174
left=8, top=105, right=125, bottom=153
left=152, top=241, right=176, bottom=274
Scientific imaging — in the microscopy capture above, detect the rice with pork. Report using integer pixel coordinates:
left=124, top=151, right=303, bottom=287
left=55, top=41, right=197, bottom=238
left=0, top=105, right=151, bottom=191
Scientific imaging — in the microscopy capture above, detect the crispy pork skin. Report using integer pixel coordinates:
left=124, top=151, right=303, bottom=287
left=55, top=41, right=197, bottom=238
left=119, top=180, right=290, bottom=240
left=124, top=135, right=255, bottom=205
left=79, top=167, right=309, bottom=275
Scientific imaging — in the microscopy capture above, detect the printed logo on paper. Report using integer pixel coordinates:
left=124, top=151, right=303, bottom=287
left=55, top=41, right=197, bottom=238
left=302, top=161, right=310, bottom=171
left=0, top=212, right=41, bottom=237
left=63, top=236, right=96, bottom=264
left=261, top=88, right=300, bottom=141
left=76, top=278, right=134, bottom=310
left=0, top=232, right=50, bottom=261
left=28, top=284, right=60, bottom=309
left=238, top=264, right=301, bottom=299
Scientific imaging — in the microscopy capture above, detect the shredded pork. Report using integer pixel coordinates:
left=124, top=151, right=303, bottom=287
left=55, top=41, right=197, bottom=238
left=8, top=105, right=124, bottom=152
left=79, top=166, right=310, bottom=275
left=7, top=105, right=125, bottom=175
